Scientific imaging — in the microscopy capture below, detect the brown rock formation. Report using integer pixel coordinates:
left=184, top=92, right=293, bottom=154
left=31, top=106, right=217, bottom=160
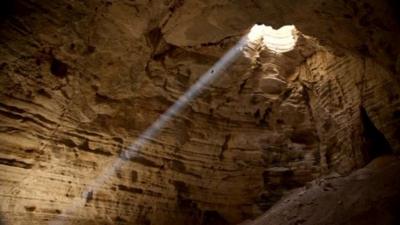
left=0, top=0, right=399, bottom=225
left=242, top=155, right=400, bottom=225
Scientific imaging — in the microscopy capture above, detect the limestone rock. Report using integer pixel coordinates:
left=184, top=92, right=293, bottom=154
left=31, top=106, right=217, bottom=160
left=244, top=156, right=400, bottom=225
left=0, top=0, right=399, bottom=225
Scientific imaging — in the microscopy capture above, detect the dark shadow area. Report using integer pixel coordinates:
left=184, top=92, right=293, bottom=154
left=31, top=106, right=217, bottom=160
left=257, top=168, right=303, bottom=211
left=360, top=107, right=392, bottom=163
left=50, top=58, right=69, bottom=78
left=388, top=0, right=400, bottom=23
left=0, top=0, right=15, bottom=20
left=0, top=0, right=32, bottom=21
left=201, top=210, right=229, bottom=225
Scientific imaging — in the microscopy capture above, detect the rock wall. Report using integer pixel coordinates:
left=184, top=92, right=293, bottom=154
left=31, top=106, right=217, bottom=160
left=242, top=155, right=400, bottom=225
left=298, top=51, right=400, bottom=174
left=0, top=0, right=399, bottom=225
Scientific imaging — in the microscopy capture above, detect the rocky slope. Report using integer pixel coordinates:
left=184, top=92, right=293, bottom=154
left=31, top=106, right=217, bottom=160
left=241, top=155, right=400, bottom=225
left=0, top=0, right=399, bottom=225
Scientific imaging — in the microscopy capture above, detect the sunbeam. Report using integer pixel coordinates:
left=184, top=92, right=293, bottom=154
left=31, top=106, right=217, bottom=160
left=48, top=27, right=253, bottom=225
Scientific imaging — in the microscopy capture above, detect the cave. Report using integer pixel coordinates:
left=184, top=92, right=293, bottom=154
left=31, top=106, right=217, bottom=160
left=0, top=1, right=400, bottom=225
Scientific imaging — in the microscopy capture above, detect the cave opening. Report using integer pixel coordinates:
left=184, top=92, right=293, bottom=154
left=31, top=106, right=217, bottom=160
left=248, top=24, right=298, bottom=53
left=360, top=107, right=392, bottom=163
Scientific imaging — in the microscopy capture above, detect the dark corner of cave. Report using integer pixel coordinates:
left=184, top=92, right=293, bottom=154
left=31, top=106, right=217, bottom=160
left=1, top=0, right=400, bottom=225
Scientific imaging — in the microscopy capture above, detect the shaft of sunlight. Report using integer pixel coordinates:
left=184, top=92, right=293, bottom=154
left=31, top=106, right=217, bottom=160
left=48, top=28, right=252, bottom=225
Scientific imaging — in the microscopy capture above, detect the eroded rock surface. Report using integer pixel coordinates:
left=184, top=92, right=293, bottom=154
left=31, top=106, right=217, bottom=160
left=242, top=156, right=400, bottom=225
left=0, top=0, right=399, bottom=225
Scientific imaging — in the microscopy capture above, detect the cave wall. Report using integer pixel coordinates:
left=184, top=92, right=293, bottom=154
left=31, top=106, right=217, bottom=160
left=0, top=0, right=399, bottom=225
left=242, top=156, right=400, bottom=225
left=298, top=51, right=400, bottom=173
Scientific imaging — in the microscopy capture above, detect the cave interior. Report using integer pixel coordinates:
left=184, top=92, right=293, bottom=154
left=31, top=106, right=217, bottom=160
left=0, top=0, right=400, bottom=225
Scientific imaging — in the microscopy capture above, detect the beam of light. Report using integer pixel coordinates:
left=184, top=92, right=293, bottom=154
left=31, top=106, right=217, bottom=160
left=248, top=24, right=297, bottom=53
left=48, top=30, right=251, bottom=225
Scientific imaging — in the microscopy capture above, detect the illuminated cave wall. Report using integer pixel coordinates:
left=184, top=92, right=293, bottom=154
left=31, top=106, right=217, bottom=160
left=0, top=0, right=399, bottom=225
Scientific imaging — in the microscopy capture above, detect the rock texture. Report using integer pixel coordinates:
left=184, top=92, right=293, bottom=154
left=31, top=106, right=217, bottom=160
left=0, top=0, right=399, bottom=225
left=241, top=155, right=400, bottom=225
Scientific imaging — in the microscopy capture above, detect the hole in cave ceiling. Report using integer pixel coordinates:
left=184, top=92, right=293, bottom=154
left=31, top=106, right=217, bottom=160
left=248, top=24, right=298, bottom=53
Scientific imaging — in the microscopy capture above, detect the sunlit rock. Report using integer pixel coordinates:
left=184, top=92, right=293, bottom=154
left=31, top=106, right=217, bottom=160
left=0, top=1, right=399, bottom=225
